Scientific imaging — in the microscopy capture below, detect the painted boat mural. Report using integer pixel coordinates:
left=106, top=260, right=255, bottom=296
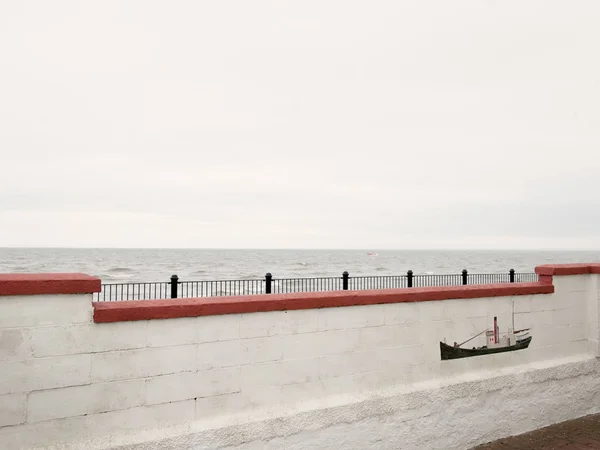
left=440, top=313, right=532, bottom=360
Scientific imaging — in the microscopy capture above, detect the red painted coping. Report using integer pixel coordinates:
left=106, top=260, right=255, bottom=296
left=535, top=263, right=600, bottom=276
left=93, top=282, right=553, bottom=323
left=0, top=273, right=101, bottom=296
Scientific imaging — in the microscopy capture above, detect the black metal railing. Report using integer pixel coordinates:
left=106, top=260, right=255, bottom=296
left=270, top=276, right=343, bottom=294
left=93, top=269, right=538, bottom=302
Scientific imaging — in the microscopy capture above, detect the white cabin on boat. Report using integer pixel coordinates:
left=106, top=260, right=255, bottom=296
left=486, top=316, right=516, bottom=348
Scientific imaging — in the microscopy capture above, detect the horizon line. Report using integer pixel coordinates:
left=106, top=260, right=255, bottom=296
left=2, top=246, right=600, bottom=252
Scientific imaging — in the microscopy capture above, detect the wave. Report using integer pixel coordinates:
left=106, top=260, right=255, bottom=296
left=103, top=267, right=137, bottom=280
left=107, top=267, right=135, bottom=273
left=101, top=272, right=135, bottom=280
left=190, top=270, right=208, bottom=275
left=239, top=274, right=262, bottom=280
left=9, top=266, right=33, bottom=271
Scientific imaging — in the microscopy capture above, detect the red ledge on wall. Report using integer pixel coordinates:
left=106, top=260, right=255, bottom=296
left=93, top=282, right=553, bottom=323
left=0, top=273, right=101, bottom=297
left=535, top=263, right=600, bottom=276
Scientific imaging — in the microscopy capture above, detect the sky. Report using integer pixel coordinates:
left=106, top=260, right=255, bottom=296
left=1, top=1, right=600, bottom=250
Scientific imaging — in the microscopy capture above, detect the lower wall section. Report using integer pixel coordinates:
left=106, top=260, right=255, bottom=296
left=22, top=355, right=600, bottom=450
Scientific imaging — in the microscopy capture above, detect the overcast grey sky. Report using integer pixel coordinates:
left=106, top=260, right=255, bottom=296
left=1, top=1, right=600, bottom=249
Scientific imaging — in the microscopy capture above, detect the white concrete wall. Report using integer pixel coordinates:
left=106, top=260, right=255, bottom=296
left=0, top=275, right=598, bottom=449
left=585, top=274, right=600, bottom=357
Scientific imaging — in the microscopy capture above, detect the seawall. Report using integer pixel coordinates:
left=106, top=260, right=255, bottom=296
left=0, top=264, right=599, bottom=449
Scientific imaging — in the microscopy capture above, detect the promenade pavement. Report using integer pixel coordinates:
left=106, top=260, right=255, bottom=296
left=471, top=413, right=600, bottom=449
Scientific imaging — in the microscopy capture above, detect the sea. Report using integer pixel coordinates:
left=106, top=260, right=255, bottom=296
left=1, top=248, right=599, bottom=285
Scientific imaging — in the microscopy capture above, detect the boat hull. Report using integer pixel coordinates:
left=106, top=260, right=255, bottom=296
left=440, top=336, right=532, bottom=360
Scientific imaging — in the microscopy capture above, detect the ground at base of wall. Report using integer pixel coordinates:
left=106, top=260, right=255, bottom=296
left=472, top=413, right=600, bottom=449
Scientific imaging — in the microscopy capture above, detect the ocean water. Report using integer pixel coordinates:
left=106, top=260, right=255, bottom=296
left=1, top=248, right=599, bottom=284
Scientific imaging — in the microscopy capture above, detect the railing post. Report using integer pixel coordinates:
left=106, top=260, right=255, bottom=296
left=342, top=271, right=349, bottom=290
left=462, top=269, right=468, bottom=285
left=265, top=272, right=272, bottom=294
left=407, top=270, right=413, bottom=288
left=509, top=268, right=515, bottom=283
left=170, top=274, right=179, bottom=299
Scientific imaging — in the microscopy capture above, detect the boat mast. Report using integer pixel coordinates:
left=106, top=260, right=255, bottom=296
left=512, top=299, right=515, bottom=332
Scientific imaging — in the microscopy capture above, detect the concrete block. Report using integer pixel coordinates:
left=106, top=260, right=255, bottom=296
left=239, top=336, right=283, bottom=366
left=239, top=311, right=285, bottom=339
left=31, top=322, right=147, bottom=357
left=394, top=323, right=426, bottom=347
left=0, top=354, right=91, bottom=395
left=0, top=393, right=26, bottom=426
left=510, top=347, right=535, bottom=366
left=91, top=345, right=196, bottom=382
left=534, top=326, right=567, bottom=347
left=418, top=301, right=448, bottom=322
left=197, top=337, right=282, bottom=370
left=553, top=305, right=585, bottom=327
left=445, top=298, right=499, bottom=320
left=280, top=379, right=327, bottom=406
left=239, top=309, right=318, bottom=339
left=513, top=295, right=533, bottom=314
left=89, top=400, right=196, bottom=437
left=197, top=313, right=240, bottom=343
left=376, top=345, right=425, bottom=370
left=358, top=325, right=398, bottom=350
left=317, top=304, right=385, bottom=331
left=528, top=341, right=587, bottom=361
left=442, top=351, right=488, bottom=376
left=28, top=387, right=88, bottom=422
left=413, top=361, right=443, bottom=384
left=145, top=367, right=240, bottom=405
left=484, top=299, right=513, bottom=318
left=375, top=363, right=415, bottom=387
left=422, top=339, right=443, bottom=364
left=146, top=372, right=196, bottom=405
left=383, top=302, right=420, bottom=325
left=417, top=320, right=452, bottom=354
left=587, top=290, right=599, bottom=322
left=564, top=340, right=588, bottom=356
left=0, top=328, right=31, bottom=361
left=241, top=384, right=282, bottom=409
left=240, top=357, right=319, bottom=389
left=147, top=315, right=241, bottom=347
left=0, top=295, right=92, bottom=328
left=197, top=340, right=242, bottom=370
left=530, top=310, right=555, bottom=327
left=27, top=379, right=145, bottom=422
left=147, top=317, right=197, bottom=347
left=527, top=344, right=561, bottom=362
left=195, top=367, right=241, bottom=399
left=531, top=294, right=563, bottom=313
left=318, top=351, right=379, bottom=379
left=553, top=275, right=589, bottom=293
left=196, top=392, right=247, bottom=419
left=281, top=329, right=362, bottom=359
left=587, top=322, right=599, bottom=341
left=319, top=371, right=382, bottom=396
left=567, top=324, right=587, bottom=343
